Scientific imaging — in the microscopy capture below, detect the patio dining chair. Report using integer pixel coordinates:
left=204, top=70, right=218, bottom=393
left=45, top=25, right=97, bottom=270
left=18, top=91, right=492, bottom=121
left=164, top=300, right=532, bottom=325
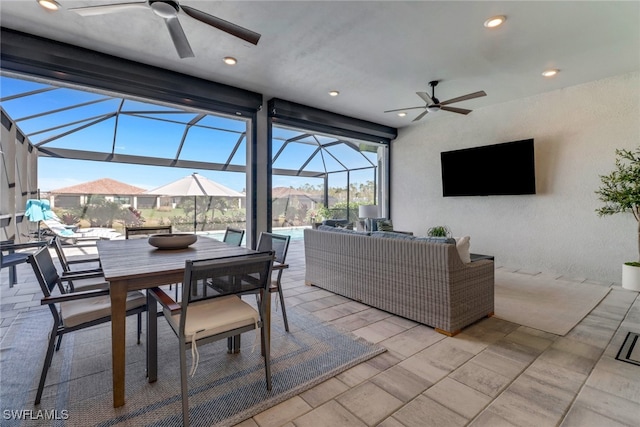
left=147, top=251, right=274, bottom=426
left=222, top=227, right=245, bottom=246
left=1, top=239, right=48, bottom=287
left=125, top=225, right=173, bottom=239
left=256, top=232, right=292, bottom=332
left=51, top=236, right=108, bottom=292
left=27, top=246, right=147, bottom=405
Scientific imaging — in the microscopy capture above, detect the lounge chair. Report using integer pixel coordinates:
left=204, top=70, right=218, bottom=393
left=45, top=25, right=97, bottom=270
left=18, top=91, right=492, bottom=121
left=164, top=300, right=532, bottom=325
left=42, top=217, right=121, bottom=244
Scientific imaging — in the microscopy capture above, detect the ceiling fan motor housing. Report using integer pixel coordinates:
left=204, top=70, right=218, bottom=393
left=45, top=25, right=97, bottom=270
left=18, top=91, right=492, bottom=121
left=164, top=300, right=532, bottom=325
left=150, top=0, right=179, bottom=18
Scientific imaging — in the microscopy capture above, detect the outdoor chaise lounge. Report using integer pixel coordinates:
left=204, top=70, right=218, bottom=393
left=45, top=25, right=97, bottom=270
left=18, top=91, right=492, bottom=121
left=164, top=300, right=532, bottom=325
left=42, top=217, right=121, bottom=244
left=25, top=199, right=122, bottom=244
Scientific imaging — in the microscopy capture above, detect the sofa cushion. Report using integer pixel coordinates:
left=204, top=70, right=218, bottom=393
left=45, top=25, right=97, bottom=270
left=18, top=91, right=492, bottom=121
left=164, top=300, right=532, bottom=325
left=317, top=224, right=369, bottom=236
left=322, top=219, right=349, bottom=227
left=336, top=222, right=354, bottom=230
left=414, top=236, right=457, bottom=244
left=455, top=236, right=471, bottom=263
left=371, top=231, right=416, bottom=240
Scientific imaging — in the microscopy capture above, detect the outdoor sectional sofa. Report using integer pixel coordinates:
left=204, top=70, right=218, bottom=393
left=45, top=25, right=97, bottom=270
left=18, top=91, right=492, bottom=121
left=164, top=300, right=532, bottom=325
left=304, top=226, right=495, bottom=335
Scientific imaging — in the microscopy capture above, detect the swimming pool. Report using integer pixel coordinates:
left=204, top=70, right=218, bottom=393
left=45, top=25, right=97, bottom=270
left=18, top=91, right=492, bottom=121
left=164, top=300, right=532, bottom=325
left=199, top=226, right=310, bottom=242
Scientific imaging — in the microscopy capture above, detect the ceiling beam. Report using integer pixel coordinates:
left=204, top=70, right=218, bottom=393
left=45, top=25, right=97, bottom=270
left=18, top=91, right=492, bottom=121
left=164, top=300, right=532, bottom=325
left=1, top=28, right=263, bottom=118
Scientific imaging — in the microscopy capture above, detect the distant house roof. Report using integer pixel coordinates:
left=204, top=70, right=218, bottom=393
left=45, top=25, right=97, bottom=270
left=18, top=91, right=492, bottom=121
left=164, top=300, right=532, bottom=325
left=51, top=178, right=147, bottom=195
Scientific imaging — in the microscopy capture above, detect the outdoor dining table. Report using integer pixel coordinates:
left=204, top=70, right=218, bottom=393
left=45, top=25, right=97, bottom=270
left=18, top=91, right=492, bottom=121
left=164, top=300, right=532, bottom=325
left=97, top=236, right=259, bottom=408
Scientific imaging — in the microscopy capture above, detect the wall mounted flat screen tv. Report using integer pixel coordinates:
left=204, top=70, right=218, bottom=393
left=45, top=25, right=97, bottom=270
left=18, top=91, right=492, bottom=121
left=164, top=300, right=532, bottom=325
left=441, top=139, right=536, bottom=197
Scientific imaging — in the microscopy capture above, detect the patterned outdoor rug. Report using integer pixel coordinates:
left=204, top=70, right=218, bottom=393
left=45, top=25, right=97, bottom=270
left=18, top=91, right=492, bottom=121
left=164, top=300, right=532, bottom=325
left=0, top=305, right=385, bottom=426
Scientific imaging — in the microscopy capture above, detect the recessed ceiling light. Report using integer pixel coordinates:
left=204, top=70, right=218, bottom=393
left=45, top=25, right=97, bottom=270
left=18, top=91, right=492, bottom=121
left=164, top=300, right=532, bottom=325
left=542, top=69, right=559, bottom=77
left=223, top=57, right=237, bottom=65
left=328, top=90, right=340, bottom=97
left=37, top=0, right=61, bottom=10
left=397, top=112, right=407, bottom=117
left=484, top=15, right=506, bottom=28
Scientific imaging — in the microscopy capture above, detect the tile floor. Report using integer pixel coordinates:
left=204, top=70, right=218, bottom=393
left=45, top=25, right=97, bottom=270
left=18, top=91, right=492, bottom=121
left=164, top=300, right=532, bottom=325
left=1, top=239, right=639, bottom=426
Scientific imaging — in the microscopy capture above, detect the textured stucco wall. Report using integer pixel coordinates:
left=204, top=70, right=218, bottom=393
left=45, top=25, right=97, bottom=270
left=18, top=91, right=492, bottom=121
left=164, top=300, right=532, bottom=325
left=391, top=72, right=639, bottom=283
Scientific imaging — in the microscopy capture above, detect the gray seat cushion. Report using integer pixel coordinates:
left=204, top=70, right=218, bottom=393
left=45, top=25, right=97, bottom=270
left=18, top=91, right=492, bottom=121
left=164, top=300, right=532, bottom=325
left=62, top=290, right=146, bottom=328
left=164, top=295, right=259, bottom=342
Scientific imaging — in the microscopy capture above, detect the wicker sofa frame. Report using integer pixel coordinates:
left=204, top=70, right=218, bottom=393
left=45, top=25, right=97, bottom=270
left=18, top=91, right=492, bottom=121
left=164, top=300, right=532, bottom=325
left=304, top=228, right=495, bottom=335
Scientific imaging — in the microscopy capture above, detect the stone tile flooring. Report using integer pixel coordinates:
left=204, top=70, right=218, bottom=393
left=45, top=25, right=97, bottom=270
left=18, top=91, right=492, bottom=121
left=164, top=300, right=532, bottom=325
left=1, top=239, right=639, bottom=426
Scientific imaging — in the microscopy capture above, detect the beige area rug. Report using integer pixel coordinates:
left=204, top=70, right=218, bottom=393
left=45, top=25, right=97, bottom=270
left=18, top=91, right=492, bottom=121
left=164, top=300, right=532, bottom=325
left=494, top=270, right=611, bottom=336
left=1, top=307, right=384, bottom=427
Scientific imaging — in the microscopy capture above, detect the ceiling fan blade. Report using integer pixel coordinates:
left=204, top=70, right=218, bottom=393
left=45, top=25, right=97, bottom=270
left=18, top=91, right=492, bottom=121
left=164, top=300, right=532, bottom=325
left=181, top=5, right=261, bottom=45
left=440, top=106, right=472, bottom=115
left=164, top=16, right=194, bottom=58
left=416, top=91, right=434, bottom=104
left=68, top=1, right=148, bottom=16
left=384, top=106, right=425, bottom=113
left=412, top=110, right=430, bottom=122
left=440, top=90, right=487, bottom=106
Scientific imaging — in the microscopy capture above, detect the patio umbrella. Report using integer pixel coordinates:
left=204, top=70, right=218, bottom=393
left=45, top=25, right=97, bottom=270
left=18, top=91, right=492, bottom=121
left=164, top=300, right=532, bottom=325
left=146, top=173, right=244, bottom=232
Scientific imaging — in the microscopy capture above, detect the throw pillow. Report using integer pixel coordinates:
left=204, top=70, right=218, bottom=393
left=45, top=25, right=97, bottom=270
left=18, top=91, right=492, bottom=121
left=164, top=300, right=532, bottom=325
left=455, top=236, right=471, bottom=263
left=376, top=219, right=394, bottom=232
left=367, top=217, right=387, bottom=232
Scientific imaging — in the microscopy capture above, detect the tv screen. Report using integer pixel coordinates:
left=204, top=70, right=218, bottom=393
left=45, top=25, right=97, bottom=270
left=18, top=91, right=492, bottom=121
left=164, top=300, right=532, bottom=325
left=441, top=139, right=536, bottom=197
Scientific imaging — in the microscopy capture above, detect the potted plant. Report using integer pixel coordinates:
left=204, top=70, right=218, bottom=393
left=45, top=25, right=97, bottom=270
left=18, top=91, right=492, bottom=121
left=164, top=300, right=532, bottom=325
left=596, top=147, right=640, bottom=291
left=427, top=225, right=451, bottom=237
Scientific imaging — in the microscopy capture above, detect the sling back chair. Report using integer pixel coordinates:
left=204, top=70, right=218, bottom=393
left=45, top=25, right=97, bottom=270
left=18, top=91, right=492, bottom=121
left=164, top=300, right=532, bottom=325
left=27, top=246, right=146, bottom=405
left=1, top=239, right=48, bottom=287
left=51, top=236, right=108, bottom=292
left=222, top=227, right=245, bottom=246
left=51, top=235, right=101, bottom=273
left=147, top=251, right=274, bottom=426
left=256, top=232, right=292, bottom=332
left=125, top=225, right=173, bottom=239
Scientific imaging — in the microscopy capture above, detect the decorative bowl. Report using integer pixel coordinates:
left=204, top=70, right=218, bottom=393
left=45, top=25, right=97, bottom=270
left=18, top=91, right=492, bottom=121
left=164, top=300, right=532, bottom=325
left=148, top=233, right=197, bottom=250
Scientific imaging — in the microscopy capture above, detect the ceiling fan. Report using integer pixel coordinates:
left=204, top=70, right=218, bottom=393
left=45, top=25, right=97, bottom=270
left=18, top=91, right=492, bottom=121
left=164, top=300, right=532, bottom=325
left=385, top=81, right=486, bottom=122
left=67, top=0, right=261, bottom=59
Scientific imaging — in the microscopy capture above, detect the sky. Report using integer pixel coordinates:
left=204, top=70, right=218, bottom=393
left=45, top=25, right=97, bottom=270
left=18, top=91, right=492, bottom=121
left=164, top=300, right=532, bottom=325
left=1, top=75, right=376, bottom=193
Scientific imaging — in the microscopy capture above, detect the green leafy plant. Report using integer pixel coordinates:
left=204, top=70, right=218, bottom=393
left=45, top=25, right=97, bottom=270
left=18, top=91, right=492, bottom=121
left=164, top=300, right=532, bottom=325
left=427, top=225, right=451, bottom=237
left=316, top=205, right=331, bottom=221
left=595, top=147, right=640, bottom=263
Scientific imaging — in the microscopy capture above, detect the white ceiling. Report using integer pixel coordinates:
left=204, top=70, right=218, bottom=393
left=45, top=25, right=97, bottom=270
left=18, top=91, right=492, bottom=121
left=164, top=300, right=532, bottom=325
left=1, top=1, right=639, bottom=129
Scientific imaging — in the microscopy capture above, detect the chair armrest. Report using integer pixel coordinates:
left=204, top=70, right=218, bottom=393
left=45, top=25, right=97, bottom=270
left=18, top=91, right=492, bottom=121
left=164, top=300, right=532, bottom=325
left=148, top=287, right=181, bottom=314
left=61, top=270, right=105, bottom=280
left=272, top=262, right=289, bottom=271
left=66, top=257, right=100, bottom=265
left=41, top=288, right=110, bottom=305
left=1, top=241, right=48, bottom=252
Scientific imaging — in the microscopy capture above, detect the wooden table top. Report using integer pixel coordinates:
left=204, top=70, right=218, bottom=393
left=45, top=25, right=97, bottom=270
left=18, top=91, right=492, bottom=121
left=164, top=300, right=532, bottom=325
left=97, top=237, right=255, bottom=282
